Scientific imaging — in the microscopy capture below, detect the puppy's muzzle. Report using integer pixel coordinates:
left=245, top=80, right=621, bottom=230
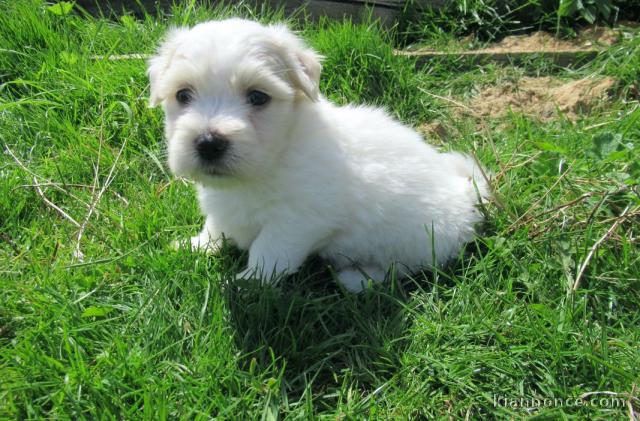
left=195, top=132, right=229, bottom=162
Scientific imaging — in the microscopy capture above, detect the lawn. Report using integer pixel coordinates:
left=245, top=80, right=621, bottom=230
left=1, top=0, right=639, bottom=418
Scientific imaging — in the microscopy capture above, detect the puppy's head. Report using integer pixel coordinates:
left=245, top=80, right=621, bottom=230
left=147, top=18, right=322, bottom=185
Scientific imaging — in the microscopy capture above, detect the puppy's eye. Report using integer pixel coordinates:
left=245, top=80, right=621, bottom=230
left=176, top=88, right=194, bottom=105
left=247, top=90, right=270, bottom=107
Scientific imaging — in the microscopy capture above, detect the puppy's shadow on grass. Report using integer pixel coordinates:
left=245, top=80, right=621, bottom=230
left=222, top=255, right=414, bottom=392
left=221, top=232, right=491, bottom=393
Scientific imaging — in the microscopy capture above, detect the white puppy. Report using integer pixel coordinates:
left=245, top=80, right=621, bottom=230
left=148, top=18, right=489, bottom=292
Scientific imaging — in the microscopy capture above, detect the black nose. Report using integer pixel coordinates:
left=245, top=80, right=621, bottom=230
left=195, top=132, right=229, bottom=161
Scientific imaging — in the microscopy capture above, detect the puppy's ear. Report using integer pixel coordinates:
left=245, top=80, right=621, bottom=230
left=289, top=48, right=323, bottom=101
left=147, top=27, right=189, bottom=108
left=267, top=25, right=323, bottom=102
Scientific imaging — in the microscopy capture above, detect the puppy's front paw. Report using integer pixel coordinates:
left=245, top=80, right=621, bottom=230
left=336, top=266, right=385, bottom=293
left=172, top=234, right=221, bottom=253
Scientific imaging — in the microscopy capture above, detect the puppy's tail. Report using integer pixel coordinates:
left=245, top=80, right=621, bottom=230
left=449, top=152, right=491, bottom=204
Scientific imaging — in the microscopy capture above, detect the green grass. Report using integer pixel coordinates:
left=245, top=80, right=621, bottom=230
left=1, top=0, right=639, bottom=418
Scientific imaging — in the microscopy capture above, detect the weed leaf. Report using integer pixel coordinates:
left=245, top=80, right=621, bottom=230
left=47, top=1, right=74, bottom=16
left=592, top=132, right=622, bottom=159
left=81, top=306, right=113, bottom=318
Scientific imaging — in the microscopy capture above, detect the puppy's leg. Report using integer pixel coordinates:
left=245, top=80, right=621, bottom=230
left=173, top=216, right=223, bottom=253
left=236, top=223, right=325, bottom=282
left=336, top=265, right=386, bottom=293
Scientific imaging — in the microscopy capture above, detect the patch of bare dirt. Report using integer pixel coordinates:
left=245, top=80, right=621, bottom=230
left=405, top=25, right=623, bottom=55
left=482, top=27, right=620, bottom=54
left=417, top=121, right=450, bottom=143
left=464, top=76, right=617, bottom=121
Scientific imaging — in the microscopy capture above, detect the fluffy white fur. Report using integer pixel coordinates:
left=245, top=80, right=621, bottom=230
left=148, top=18, right=489, bottom=292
